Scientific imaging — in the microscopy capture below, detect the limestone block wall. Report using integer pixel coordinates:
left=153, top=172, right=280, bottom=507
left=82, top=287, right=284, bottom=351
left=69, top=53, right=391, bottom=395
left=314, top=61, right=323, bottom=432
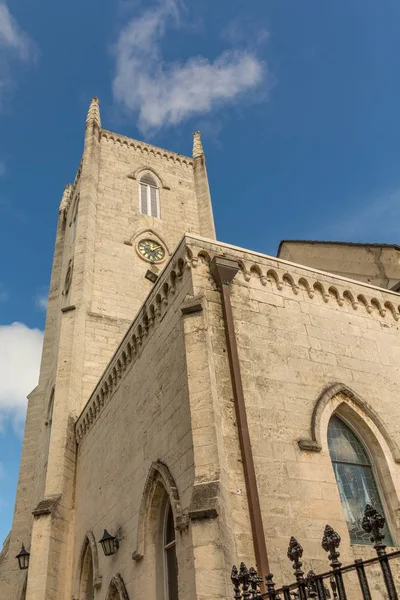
left=79, top=131, right=212, bottom=401
left=73, top=260, right=197, bottom=600
left=186, top=237, right=400, bottom=597
left=0, top=187, right=71, bottom=600
left=73, top=238, right=244, bottom=600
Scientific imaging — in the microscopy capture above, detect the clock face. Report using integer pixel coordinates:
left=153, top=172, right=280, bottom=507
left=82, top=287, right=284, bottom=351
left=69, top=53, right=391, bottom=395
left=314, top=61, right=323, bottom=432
left=138, top=239, right=165, bottom=263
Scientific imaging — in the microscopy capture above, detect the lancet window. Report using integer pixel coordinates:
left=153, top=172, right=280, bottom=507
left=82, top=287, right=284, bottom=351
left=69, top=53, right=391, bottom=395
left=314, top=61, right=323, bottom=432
left=328, top=415, right=392, bottom=545
left=139, top=174, right=160, bottom=218
left=163, top=501, right=178, bottom=600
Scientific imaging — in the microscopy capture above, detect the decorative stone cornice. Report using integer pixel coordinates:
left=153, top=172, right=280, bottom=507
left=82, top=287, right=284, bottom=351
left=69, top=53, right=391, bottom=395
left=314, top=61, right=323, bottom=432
left=86, top=97, right=101, bottom=129
left=75, top=250, right=190, bottom=443
left=184, top=243, right=400, bottom=322
left=101, top=130, right=193, bottom=166
left=192, top=131, right=204, bottom=158
left=32, top=494, right=61, bottom=517
left=298, top=382, right=400, bottom=462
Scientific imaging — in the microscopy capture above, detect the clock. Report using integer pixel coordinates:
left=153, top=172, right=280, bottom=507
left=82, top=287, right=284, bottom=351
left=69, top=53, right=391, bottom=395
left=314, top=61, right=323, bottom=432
left=138, top=239, right=165, bottom=263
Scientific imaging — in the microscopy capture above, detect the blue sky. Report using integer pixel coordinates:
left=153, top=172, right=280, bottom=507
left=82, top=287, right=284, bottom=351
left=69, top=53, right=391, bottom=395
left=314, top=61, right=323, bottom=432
left=1, top=0, right=400, bottom=544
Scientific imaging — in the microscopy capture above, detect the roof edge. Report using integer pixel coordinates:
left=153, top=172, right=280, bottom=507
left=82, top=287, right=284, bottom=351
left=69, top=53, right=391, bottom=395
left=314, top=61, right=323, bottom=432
left=277, top=239, right=400, bottom=256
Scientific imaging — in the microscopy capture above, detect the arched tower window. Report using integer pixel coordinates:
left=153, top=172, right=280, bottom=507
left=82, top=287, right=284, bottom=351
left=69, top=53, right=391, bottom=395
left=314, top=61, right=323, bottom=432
left=139, top=174, right=160, bottom=218
left=328, top=415, right=392, bottom=545
left=163, top=501, right=178, bottom=600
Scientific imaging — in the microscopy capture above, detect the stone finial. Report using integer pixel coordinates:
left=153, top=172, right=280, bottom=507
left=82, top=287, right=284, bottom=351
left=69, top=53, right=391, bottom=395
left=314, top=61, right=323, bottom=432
left=192, top=131, right=204, bottom=158
left=86, top=97, right=101, bottom=129
left=59, top=184, right=72, bottom=215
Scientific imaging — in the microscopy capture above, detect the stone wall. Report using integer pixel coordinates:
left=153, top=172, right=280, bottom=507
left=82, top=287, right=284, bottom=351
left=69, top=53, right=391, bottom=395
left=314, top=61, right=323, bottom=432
left=70, top=235, right=400, bottom=600
left=0, top=105, right=215, bottom=600
left=187, top=237, right=400, bottom=598
left=73, top=259, right=197, bottom=600
left=278, top=240, right=400, bottom=290
left=80, top=131, right=207, bottom=402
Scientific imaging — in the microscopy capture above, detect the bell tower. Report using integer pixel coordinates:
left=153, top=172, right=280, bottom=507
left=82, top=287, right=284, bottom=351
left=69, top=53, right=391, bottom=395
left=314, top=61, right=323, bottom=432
left=0, top=98, right=215, bottom=600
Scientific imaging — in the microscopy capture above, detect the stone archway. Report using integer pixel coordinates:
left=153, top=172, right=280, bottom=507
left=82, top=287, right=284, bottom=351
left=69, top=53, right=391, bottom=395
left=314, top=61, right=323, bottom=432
left=132, top=461, right=188, bottom=562
left=105, top=574, right=130, bottom=600
left=74, top=531, right=102, bottom=599
left=298, top=382, right=400, bottom=463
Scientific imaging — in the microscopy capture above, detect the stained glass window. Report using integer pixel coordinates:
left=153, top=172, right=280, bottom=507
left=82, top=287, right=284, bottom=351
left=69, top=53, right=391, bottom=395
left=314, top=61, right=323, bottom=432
left=328, top=416, right=392, bottom=545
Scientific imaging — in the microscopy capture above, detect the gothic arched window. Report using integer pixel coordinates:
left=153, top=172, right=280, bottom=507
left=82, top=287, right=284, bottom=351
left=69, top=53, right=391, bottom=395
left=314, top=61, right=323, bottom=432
left=163, top=502, right=178, bottom=600
left=139, top=174, right=160, bottom=218
left=79, top=542, right=94, bottom=600
left=328, top=415, right=392, bottom=545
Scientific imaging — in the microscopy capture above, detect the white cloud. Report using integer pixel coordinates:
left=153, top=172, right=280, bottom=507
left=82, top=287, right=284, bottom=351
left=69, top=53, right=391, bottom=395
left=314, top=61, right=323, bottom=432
left=0, top=3, right=35, bottom=107
left=36, top=295, right=48, bottom=311
left=0, top=323, right=43, bottom=433
left=0, top=3, right=31, bottom=59
left=112, top=0, right=266, bottom=133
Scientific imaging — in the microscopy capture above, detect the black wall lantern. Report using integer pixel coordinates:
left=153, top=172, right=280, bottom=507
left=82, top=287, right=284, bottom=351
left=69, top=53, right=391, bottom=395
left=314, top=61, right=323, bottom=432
left=16, top=544, right=30, bottom=570
left=99, top=529, right=119, bottom=556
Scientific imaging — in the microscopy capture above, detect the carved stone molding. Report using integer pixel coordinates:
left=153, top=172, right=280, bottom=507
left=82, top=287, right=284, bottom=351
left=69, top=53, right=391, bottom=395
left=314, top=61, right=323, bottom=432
left=105, top=574, right=130, bottom=600
left=127, top=166, right=170, bottom=189
left=298, top=382, right=400, bottom=463
left=132, top=461, right=188, bottom=562
left=32, top=494, right=61, bottom=517
left=188, top=480, right=219, bottom=521
left=73, top=531, right=102, bottom=597
left=101, top=130, right=193, bottom=167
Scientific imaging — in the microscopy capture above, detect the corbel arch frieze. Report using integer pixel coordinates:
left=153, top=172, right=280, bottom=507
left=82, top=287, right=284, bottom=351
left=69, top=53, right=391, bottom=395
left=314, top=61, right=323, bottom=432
left=298, top=382, right=400, bottom=464
left=73, top=530, right=102, bottom=598
left=127, top=166, right=170, bottom=189
left=105, top=574, right=130, bottom=600
left=131, top=461, right=188, bottom=562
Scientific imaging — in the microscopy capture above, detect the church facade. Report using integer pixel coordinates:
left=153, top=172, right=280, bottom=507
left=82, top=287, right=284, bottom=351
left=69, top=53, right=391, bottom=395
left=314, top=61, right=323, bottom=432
left=1, top=98, right=400, bottom=600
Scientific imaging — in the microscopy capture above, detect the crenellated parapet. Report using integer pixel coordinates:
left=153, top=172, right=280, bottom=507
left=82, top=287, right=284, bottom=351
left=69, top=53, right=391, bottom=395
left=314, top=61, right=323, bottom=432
left=101, top=130, right=194, bottom=166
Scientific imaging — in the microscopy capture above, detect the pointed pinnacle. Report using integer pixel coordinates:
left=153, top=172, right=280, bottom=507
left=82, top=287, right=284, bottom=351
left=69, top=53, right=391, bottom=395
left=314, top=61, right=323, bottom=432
left=59, top=184, right=72, bottom=214
left=86, top=97, right=101, bottom=129
left=192, top=131, right=204, bottom=158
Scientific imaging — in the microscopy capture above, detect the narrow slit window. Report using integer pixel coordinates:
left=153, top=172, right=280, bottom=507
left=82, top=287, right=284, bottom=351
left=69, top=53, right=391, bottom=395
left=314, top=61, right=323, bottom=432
left=139, top=174, right=160, bottom=218
left=328, top=415, right=392, bottom=545
left=164, top=503, right=178, bottom=600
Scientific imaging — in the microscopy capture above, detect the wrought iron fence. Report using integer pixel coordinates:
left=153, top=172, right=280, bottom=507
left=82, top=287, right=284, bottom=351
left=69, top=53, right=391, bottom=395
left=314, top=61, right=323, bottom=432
left=231, top=504, right=400, bottom=600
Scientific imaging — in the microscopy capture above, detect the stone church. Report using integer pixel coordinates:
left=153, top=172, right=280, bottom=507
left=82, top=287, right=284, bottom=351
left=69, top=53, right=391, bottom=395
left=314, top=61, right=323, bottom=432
left=1, top=98, right=400, bottom=600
